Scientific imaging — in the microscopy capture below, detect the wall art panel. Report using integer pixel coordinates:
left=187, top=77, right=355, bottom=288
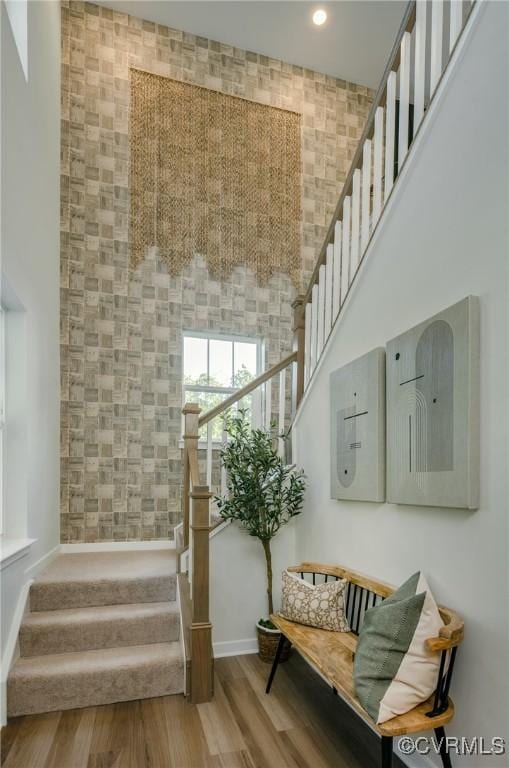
left=330, top=348, right=386, bottom=502
left=386, top=296, right=480, bottom=509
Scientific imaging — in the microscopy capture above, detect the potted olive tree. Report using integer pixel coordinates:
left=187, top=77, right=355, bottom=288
left=215, top=411, right=306, bottom=662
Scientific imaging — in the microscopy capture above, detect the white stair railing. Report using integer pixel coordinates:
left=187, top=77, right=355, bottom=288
left=302, top=0, right=476, bottom=390
left=196, top=351, right=298, bottom=496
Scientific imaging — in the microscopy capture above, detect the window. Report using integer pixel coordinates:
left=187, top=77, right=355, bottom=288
left=183, top=332, right=262, bottom=440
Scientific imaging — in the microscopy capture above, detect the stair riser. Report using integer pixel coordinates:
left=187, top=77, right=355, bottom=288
left=20, top=612, right=180, bottom=657
left=30, top=576, right=176, bottom=611
left=7, top=656, right=184, bottom=717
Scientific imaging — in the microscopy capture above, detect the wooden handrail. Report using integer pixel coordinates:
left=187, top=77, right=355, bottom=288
left=198, top=351, right=298, bottom=427
left=303, top=0, right=416, bottom=305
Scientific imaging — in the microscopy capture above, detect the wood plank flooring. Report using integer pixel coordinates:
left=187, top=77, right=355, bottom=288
left=1, top=652, right=405, bottom=768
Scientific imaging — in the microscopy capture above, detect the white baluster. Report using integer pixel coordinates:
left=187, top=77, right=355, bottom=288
left=332, top=220, right=342, bottom=321
left=304, top=302, right=311, bottom=388
left=278, top=369, right=286, bottom=458
left=449, top=0, right=463, bottom=53
left=384, top=71, right=396, bottom=202
left=430, top=0, right=444, bottom=96
left=324, top=244, right=333, bottom=340
left=251, top=386, right=262, bottom=429
left=341, top=197, right=351, bottom=300
left=398, top=31, right=411, bottom=170
left=310, top=283, right=319, bottom=374
left=372, top=107, right=384, bottom=225
left=220, top=426, right=227, bottom=496
left=265, top=377, right=272, bottom=428
left=350, top=169, right=361, bottom=275
left=414, top=0, right=427, bottom=131
left=206, top=421, right=213, bottom=489
left=316, top=263, right=326, bottom=357
left=361, top=139, right=372, bottom=254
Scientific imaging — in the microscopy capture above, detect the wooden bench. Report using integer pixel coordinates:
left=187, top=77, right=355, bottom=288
left=266, top=563, right=464, bottom=768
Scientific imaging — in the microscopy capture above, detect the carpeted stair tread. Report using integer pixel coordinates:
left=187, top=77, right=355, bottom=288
left=30, top=551, right=176, bottom=610
left=20, top=601, right=180, bottom=657
left=8, top=641, right=184, bottom=717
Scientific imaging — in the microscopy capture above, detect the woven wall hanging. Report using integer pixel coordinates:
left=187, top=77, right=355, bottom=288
left=129, top=69, right=302, bottom=285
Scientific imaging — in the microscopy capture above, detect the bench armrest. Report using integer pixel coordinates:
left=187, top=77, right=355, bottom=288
left=426, top=607, right=464, bottom=651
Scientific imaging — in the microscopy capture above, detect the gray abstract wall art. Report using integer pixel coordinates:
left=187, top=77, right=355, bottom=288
left=330, top=348, right=386, bottom=502
left=386, top=296, right=480, bottom=509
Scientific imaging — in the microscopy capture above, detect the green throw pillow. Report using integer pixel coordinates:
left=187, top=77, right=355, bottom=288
left=353, top=572, right=444, bottom=724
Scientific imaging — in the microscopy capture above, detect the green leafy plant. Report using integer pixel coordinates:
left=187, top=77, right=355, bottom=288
left=215, top=411, right=306, bottom=618
left=258, top=618, right=278, bottom=631
left=185, top=365, right=256, bottom=439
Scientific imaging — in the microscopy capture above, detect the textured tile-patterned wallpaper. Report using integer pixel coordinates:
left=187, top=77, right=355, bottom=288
left=60, top=1, right=372, bottom=543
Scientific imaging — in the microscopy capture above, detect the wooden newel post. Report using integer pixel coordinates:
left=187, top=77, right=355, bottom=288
left=190, top=484, right=213, bottom=703
left=292, top=294, right=306, bottom=409
left=182, top=403, right=200, bottom=549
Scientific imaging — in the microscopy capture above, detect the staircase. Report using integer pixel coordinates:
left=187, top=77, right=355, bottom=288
left=177, top=0, right=479, bottom=707
left=7, top=0, right=477, bottom=720
left=7, top=550, right=184, bottom=717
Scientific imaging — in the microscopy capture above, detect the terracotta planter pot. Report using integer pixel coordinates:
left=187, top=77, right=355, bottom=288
left=256, top=621, right=291, bottom=664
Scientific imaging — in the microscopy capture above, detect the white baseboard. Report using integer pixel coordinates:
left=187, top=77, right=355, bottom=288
left=0, top=579, right=32, bottom=726
left=213, top=638, right=258, bottom=658
left=24, top=544, right=60, bottom=580
left=60, top=540, right=175, bottom=553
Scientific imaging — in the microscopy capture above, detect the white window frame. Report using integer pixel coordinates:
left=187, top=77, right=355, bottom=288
left=182, top=330, right=263, bottom=445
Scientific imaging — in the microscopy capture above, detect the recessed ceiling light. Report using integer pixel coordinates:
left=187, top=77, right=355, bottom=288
left=312, top=9, right=327, bottom=26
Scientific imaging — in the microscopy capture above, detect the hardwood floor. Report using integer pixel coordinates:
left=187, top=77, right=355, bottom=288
left=1, top=652, right=404, bottom=768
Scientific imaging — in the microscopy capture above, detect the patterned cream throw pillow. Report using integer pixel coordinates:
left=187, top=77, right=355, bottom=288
left=279, top=570, right=350, bottom=632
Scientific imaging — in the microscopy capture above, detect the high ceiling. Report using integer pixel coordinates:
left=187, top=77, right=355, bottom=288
left=92, top=1, right=405, bottom=89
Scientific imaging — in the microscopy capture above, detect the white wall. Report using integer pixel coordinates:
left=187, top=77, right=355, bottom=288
left=4, top=0, right=28, bottom=79
left=0, top=0, right=60, bottom=708
left=293, top=3, right=508, bottom=766
left=211, top=520, right=296, bottom=656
